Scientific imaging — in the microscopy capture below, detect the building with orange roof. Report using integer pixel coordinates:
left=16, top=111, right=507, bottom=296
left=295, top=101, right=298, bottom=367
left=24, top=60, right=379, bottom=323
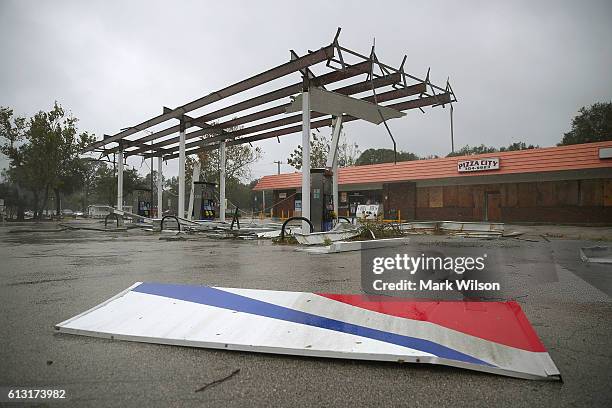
left=253, top=141, right=612, bottom=224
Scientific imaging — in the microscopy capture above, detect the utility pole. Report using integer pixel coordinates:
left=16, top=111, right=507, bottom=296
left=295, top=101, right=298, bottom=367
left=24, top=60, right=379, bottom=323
left=450, top=103, right=455, bottom=154
left=273, top=160, right=282, bottom=175
left=150, top=141, right=154, bottom=216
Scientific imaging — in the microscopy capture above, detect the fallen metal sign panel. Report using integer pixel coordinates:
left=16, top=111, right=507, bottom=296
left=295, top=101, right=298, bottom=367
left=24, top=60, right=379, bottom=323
left=55, top=283, right=560, bottom=381
left=286, top=87, right=405, bottom=125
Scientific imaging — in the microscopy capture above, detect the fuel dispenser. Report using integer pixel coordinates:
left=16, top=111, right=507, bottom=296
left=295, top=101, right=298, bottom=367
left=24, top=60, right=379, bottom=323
left=193, top=181, right=218, bottom=220
left=348, top=192, right=366, bottom=218
left=134, top=188, right=152, bottom=218
left=310, top=168, right=334, bottom=232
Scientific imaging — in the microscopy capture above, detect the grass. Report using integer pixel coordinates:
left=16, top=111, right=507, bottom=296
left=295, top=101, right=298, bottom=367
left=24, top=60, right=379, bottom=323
left=348, top=219, right=406, bottom=241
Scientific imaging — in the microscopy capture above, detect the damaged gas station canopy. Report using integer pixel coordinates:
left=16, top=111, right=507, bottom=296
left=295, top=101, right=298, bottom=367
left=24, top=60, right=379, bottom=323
left=80, top=27, right=456, bottom=228
left=56, top=282, right=561, bottom=381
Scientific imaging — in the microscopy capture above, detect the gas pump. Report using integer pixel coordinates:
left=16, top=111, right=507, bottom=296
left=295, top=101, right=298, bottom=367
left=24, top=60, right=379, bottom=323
left=134, top=188, right=152, bottom=218
left=193, top=181, right=218, bottom=220
left=348, top=192, right=366, bottom=218
left=310, top=168, right=334, bottom=232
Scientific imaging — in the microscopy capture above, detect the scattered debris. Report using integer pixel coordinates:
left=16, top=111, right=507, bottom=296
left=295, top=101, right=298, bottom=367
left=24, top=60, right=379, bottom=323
left=502, top=231, right=524, bottom=238
left=293, top=223, right=360, bottom=245
left=515, top=237, right=541, bottom=243
left=580, top=246, right=612, bottom=264
left=9, top=227, right=68, bottom=233
left=297, top=237, right=410, bottom=254
left=7, top=277, right=79, bottom=287
left=195, top=369, right=240, bottom=393
left=159, top=230, right=188, bottom=241
left=400, top=221, right=504, bottom=238
left=257, top=227, right=302, bottom=239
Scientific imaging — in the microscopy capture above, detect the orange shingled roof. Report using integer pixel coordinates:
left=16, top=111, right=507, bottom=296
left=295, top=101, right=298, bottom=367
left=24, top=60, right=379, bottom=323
left=252, top=141, right=612, bottom=191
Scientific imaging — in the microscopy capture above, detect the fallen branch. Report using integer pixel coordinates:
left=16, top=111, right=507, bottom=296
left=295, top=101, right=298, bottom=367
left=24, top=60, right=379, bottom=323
left=195, top=369, right=240, bottom=393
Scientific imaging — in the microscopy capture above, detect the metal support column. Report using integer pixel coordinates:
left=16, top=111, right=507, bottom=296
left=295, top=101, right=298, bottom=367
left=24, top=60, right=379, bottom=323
left=157, top=156, right=163, bottom=218
left=301, top=81, right=311, bottom=233
left=178, top=119, right=186, bottom=218
left=262, top=190, right=265, bottom=215
left=116, top=146, right=124, bottom=211
left=188, top=161, right=201, bottom=221
left=326, top=116, right=343, bottom=216
left=219, top=141, right=227, bottom=222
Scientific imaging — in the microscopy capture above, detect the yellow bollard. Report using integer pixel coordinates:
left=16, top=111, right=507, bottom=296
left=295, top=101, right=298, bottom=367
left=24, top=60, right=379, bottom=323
left=281, top=209, right=284, bottom=220
left=397, top=209, right=401, bottom=222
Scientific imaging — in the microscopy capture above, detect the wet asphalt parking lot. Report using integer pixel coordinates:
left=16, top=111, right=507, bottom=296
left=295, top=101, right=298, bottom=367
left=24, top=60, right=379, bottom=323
left=1, top=224, right=611, bottom=407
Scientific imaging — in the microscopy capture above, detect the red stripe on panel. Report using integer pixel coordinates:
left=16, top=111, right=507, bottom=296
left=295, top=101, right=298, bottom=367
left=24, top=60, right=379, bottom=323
left=315, top=293, right=547, bottom=352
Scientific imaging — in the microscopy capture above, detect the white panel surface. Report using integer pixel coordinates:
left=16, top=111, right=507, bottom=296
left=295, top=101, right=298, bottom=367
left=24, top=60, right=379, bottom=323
left=56, top=282, right=561, bottom=381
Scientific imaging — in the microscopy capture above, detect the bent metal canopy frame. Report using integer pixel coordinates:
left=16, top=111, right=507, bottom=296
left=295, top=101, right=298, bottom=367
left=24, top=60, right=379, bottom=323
left=84, top=28, right=457, bottom=223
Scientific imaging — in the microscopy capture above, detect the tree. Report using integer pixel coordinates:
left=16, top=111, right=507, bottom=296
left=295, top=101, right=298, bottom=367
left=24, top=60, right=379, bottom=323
left=287, top=133, right=329, bottom=170
left=190, top=144, right=262, bottom=184
left=0, top=103, right=95, bottom=218
left=336, top=131, right=360, bottom=167
left=0, top=108, right=28, bottom=219
left=446, top=144, right=497, bottom=157
left=76, top=159, right=102, bottom=211
left=355, top=148, right=419, bottom=165
left=91, top=163, right=144, bottom=207
left=560, top=102, right=612, bottom=145
left=445, top=142, right=537, bottom=158
left=499, top=142, right=538, bottom=152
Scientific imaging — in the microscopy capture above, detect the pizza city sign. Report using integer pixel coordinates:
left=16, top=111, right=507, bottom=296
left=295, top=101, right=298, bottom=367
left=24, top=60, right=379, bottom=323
left=457, top=158, right=500, bottom=173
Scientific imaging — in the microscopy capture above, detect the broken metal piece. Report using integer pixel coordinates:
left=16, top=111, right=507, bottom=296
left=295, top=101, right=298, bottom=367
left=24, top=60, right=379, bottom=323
left=286, top=87, right=405, bottom=125
left=296, top=237, right=411, bottom=254
left=292, top=222, right=360, bottom=245
left=400, top=221, right=505, bottom=238
left=580, top=246, right=612, bottom=264
left=55, top=282, right=561, bottom=380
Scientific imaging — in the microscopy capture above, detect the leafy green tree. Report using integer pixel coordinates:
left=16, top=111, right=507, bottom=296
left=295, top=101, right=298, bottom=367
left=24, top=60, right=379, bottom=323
left=0, top=103, right=94, bottom=218
left=355, top=148, right=419, bottom=165
left=287, top=133, right=329, bottom=170
left=288, top=130, right=361, bottom=170
left=446, top=142, right=537, bottom=157
left=499, top=142, right=538, bottom=152
left=75, top=159, right=102, bottom=211
left=560, top=102, right=612, bottom=145
left=446, top=144, right=497, bottom=157
left=91, top=164, right=144, bottom=207
left=0, top=108, right=28, bottom=219
left=190, top=144, right=262, bottom=184
left=336, top=132, right=360, bottom=167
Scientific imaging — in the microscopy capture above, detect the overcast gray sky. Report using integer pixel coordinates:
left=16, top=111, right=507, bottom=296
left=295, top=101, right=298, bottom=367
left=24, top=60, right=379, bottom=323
left=1, top=0, right=611, bottom=180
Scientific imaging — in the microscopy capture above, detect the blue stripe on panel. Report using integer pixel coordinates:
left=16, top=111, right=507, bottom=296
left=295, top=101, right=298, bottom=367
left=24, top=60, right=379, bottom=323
left=133, top=283, right=493, bottom=367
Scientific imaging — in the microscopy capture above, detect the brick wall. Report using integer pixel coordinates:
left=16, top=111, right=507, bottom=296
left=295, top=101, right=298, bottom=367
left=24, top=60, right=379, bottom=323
left=413, top=178, right=612, bottom=224
left=272, top=189, right=296, bottom=218
left=383, top=182, right=416, bottom=220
